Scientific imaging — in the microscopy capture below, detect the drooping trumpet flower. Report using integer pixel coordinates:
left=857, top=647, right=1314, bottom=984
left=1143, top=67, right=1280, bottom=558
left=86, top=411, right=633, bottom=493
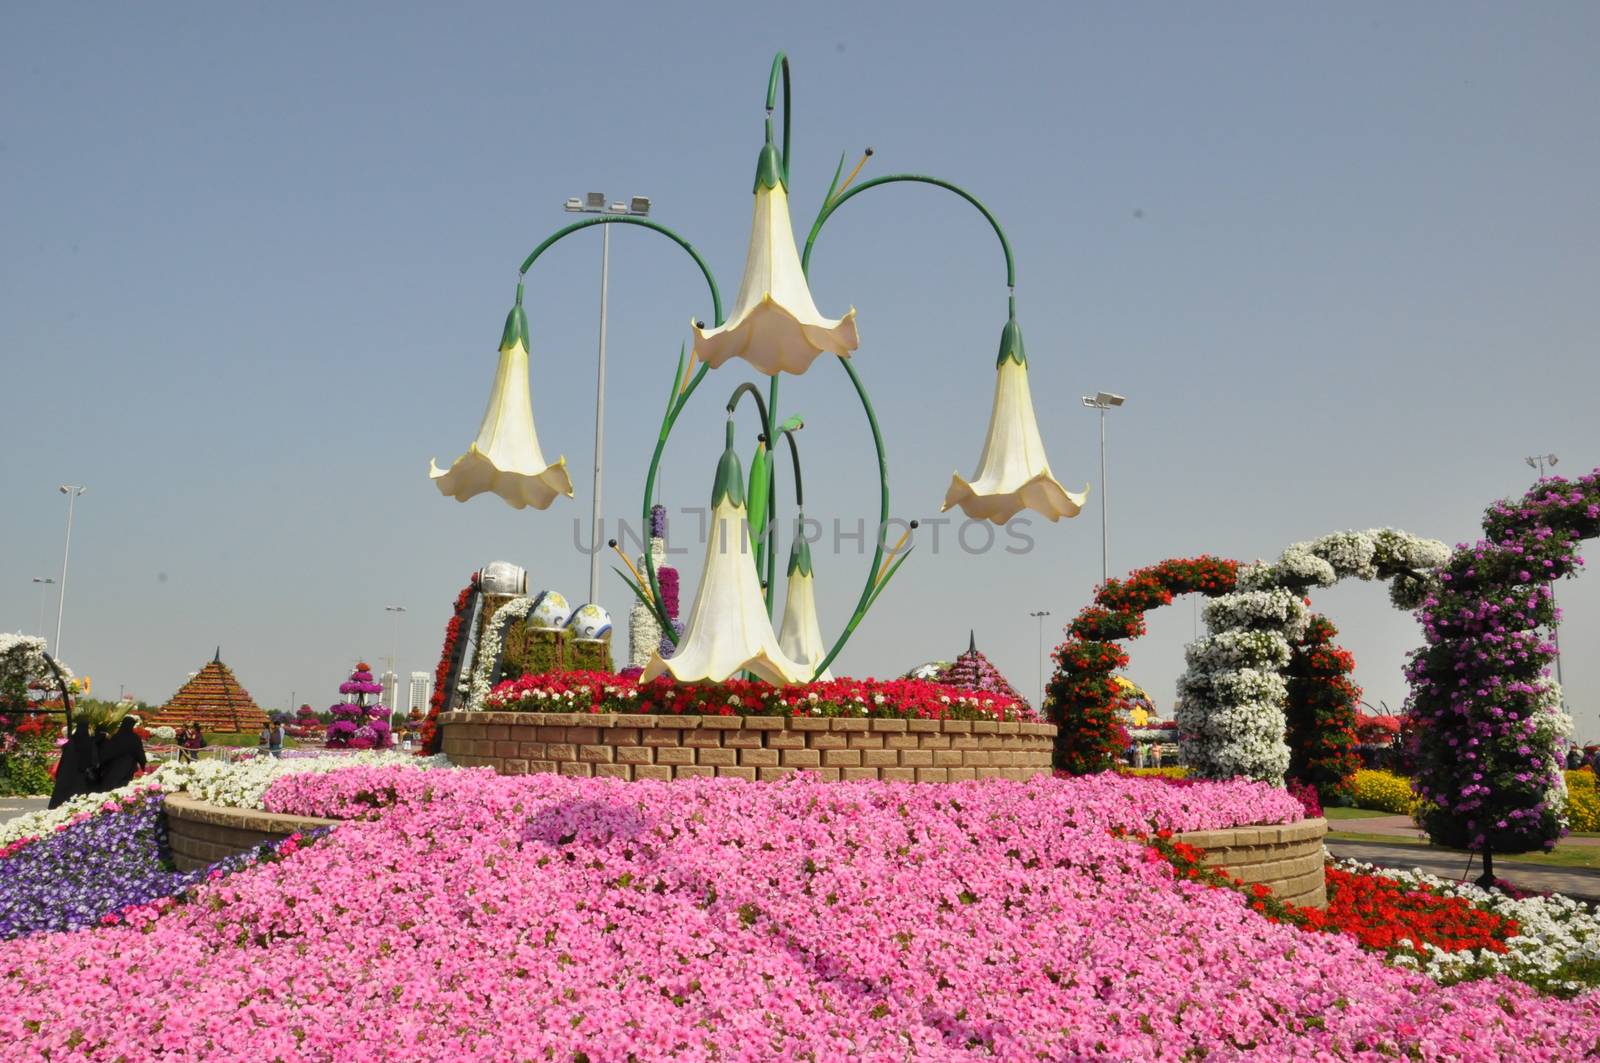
left=777, top=533, right=832, bottom=681
left=943, top=316, right=1087, bottom=524
left=430, top=292, right=573, bottom=510
left=643, top=422, right=808, bottom=685
left=692, top=143, right=859, bottom=375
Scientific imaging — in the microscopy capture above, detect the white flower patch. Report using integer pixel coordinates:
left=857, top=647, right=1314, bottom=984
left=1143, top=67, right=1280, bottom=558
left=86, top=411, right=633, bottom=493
left=1184, top=629, right=1293, bottom=672
left=0, top=750, right=449, bottom=849
left=466, top=597, right=537, bottom=711
left=1202, top=590, right=1310, bottom=640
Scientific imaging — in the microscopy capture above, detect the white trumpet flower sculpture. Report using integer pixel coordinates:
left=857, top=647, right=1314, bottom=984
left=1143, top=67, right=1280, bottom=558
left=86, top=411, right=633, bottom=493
left=643, top=423, right=809, bottom=686
left=943, top=317, right=1087, bottom=524
left=430, top=297, right=573, bottom=510
left=777, top=536, right=832, bottom=681
left=692, top=143, right=859, bottom=376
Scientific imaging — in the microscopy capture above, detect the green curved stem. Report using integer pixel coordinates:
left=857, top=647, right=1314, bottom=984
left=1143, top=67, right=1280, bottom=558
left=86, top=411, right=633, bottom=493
left=801, top=172, right=1016, bottom=681
left=773, top=425, right=804, bottom=511
left=726, top=382, right=781, bottom=613
left=803, top=173, right=1015, bottom=288
left=519, top=215, right=723, bottom=326
left=804, top=354, right=890, bottom=681
left=518, top=214, right=725, bottom=644
left=766, top=52, right=791, bottom=185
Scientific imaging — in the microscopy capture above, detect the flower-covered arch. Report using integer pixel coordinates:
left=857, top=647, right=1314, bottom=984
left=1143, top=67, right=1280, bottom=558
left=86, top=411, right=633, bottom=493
left=1408, top=470, right=1599, bottom=869
left=1048, top=556, right=1240, bottom=774
left=1177, top=530, right=1449, bottom=785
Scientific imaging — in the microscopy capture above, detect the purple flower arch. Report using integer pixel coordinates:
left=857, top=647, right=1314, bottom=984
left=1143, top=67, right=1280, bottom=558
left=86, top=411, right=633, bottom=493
left=1406, top=469, right=1600, bottom=878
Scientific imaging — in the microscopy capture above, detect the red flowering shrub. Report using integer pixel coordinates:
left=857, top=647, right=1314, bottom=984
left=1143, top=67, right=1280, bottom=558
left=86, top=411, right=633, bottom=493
left=1284, top=615, right=1362, bottom=803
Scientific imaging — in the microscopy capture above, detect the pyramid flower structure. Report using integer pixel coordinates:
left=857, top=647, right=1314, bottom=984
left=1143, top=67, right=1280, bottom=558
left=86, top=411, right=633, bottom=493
left=935, top=632, right=1028, bottom=707
left=145, top=650, right=268, bottom=734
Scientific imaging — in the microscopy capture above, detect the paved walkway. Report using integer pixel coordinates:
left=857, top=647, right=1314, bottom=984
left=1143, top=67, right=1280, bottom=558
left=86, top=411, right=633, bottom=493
left=1336, top=814, right=1600, bottom=847
left=0, top=796, right=50, bottom=824
left=1326, top=839, right=1600, bottom=903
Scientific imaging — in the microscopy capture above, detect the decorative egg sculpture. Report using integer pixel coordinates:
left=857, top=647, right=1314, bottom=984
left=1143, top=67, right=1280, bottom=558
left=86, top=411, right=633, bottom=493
left=480, top=561, right=527, bottom=596
left=567, top=603, right=613, bottom=641
left=528, top=590, right=571, bottom=630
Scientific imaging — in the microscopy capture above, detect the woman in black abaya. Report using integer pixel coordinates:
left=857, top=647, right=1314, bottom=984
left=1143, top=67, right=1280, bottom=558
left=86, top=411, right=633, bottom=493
left=48, top=721, right=100, bottom=809
left=99, top=716, right=148, bottom=790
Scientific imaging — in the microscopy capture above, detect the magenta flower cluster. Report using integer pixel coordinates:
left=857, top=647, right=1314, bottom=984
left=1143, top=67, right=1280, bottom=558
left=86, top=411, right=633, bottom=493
left=326, top=665, right=391, bottom=750
left=3, top=769, right=1596, bottom=1059
left=1407, top=470, right=1599, bottom=853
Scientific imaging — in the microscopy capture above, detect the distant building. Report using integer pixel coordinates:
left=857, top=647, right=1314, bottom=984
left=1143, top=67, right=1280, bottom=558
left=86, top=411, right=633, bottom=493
left=381, top=669, right=399, bottom=711
left=408, top=671, right=433, bottom=713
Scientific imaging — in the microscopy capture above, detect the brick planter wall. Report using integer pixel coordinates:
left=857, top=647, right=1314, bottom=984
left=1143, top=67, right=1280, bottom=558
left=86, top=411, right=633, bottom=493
left=438, top=712, right=1056, bottom=782
left=163, top=793, right=339, bottom=872
left=1172, top=817, right=1328, bottom=909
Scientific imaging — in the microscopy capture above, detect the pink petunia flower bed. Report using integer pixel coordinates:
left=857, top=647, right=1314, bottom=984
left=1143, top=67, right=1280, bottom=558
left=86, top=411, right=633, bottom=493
left=1, top=770, right=1595, bottom=1060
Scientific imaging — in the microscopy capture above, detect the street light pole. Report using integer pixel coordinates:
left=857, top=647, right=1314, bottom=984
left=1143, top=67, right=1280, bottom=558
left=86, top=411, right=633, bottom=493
left=384, top=605, right=407, bottom=684
left=31, top=577, right=56, bottom=639
left=55, top=485, right=86, bottom=660
left=565, top=193, right=651, bottom=606
left=1524, top=454, right=1563, bottom=689
left=1028, top=609, right=1051, bottom=710
left=1080, top=394, right=1125, bottom=585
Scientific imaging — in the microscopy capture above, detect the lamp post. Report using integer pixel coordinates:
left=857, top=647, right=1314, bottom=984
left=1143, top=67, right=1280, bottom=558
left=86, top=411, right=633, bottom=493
left=384, top=605, right=406, bottom=702
left=31, top=577, right=55, bottom=639
left=1028, top=609, right=1051, bottom=710
left=1524, top=454, right=1563, bottom=689
left=54, top=485, right=86, bottom=660
left=1080, top=393, right=1125, bottom=585
left=564, top=192, right=652, bottom=607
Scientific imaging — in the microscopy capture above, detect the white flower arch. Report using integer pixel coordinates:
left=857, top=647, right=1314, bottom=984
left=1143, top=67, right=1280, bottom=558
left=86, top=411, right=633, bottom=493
left=1175, top=529, right=1450, bottom=784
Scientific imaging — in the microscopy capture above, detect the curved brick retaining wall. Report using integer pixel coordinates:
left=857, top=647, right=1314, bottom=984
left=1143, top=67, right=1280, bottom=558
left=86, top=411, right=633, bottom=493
left=163, top=793, right=339, bottom=872
left=439, top=712, right=1056, bottom=782
left=1173, top=817, right=1328, bottom=909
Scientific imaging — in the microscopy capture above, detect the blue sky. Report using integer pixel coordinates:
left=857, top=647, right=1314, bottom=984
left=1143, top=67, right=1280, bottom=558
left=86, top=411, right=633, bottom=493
left=3, top=2, right=1596, bottom=738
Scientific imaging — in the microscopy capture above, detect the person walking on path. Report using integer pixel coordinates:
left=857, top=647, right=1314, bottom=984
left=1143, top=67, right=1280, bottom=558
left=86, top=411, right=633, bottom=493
left=48, top=721, right=100, bottom=809
left=268, top=720, right=285, bottom=759
left=98, top=716, right=148, bottom=790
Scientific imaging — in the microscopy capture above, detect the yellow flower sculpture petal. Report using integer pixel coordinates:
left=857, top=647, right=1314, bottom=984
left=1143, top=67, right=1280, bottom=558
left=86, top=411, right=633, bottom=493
left=942, top=318, right=1087, bottom=525
left=430, top=300, right=574, bottom=510
left=644, top=424, right=809, bottom=686
left=777, top=539, right=832, bottom=681
left=692, top=144, right=858, bottom=376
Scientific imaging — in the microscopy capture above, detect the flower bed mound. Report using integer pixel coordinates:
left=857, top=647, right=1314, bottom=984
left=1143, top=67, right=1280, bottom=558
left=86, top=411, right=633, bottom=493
left=3, top=773, right=1596, bottom=1061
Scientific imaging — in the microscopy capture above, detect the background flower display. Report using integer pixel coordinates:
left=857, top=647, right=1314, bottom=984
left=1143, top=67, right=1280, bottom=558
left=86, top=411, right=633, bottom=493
left=933, top=633, right=1027, bottom=707
left=624, top=505, right=681, bottom=674
left=1407, top=470, right=1599, bottom=870
left=0, top=634, right=74, bottom=796
left=325, top=663, right=391, bottom=750
left=1178, top=529, right=1447, bottom=784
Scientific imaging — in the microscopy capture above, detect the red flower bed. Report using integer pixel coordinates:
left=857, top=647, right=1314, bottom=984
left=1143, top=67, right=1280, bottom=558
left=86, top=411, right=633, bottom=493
left=1140, top=831, right=1520, bottom=961
left=487, top=671, right=1036, bottom=722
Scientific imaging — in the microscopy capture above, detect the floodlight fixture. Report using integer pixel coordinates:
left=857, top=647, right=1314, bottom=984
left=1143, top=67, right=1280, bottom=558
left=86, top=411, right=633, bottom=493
left=564, top=197, right=584, bottom=212
left=584, top=191, right=607, bottom=211
left=629, top=196, right=651, bottom=216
